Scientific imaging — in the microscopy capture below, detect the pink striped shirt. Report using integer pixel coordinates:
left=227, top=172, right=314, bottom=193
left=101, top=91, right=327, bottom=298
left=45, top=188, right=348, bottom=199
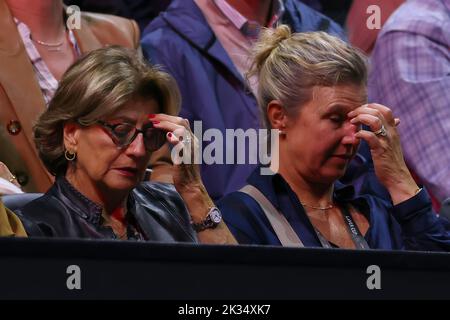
left=194, top=0, right=283, bottom=94
left=14, top=18, right=81, bottom=106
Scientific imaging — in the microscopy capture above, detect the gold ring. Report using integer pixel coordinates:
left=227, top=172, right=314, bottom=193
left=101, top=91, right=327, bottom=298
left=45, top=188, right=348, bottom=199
left=9, top=175, right=16, bottom=183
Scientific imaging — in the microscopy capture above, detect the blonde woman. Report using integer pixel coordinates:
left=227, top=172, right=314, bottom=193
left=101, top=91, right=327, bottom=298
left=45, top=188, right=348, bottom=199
left=18, top=46, right=236, bottom=245
left=218, top=26, right=450, bottom=251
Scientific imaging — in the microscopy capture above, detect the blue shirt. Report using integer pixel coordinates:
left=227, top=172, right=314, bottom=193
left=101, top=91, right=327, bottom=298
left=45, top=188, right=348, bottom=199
left=218, top=168, right=450, bottom=251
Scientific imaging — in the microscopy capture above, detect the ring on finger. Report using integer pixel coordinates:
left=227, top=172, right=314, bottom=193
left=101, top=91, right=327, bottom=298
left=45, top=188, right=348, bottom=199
left=373, top=124, right=387, bottom=137
left=177, top=132, right=192, bottom=145
left=183, top=134, right=192, bottom=145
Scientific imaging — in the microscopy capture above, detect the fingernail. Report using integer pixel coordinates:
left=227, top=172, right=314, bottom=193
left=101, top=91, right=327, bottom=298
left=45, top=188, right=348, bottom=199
left=350, top=118, right=357, bottom=123
left=167, top=132, right=172, bottom=138
left=148, top=114, right=156, bottom=119
left=152, top=120, right=160, bottom=124
left=348, top=111, right=355, bottom=117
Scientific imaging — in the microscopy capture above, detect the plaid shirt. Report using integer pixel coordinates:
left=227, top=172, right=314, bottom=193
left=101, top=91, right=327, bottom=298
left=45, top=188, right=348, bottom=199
left=368, top=0, right=450, bottom=202
left=15, top=18, right=81, bottom=106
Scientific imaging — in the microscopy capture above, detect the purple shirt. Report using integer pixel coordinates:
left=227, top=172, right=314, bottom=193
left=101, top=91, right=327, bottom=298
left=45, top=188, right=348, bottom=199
left=368, top=0, right=450, bottom=202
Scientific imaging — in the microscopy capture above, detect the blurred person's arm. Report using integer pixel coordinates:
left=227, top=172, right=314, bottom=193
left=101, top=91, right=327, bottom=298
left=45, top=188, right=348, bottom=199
left=0, top=201, right=27, bottom=237
left=346, top=0, right=404, bottom=54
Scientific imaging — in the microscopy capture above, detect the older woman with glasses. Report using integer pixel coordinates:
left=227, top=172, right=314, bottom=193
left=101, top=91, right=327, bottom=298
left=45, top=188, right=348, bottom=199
left=17, top=46, right=236, bottom=244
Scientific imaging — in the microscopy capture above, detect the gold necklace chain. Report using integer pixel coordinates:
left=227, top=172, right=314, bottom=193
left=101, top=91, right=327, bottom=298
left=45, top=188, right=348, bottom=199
left=31, top=36, right=64, bottom=47
left=30, top=29, right=66, bottom=51
left=300, top=202, right=334, bottom=210
left=102, top=212, right=128, bottom=240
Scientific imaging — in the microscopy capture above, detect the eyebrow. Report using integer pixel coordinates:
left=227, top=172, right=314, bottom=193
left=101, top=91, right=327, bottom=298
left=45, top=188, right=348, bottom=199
left=323, top=104, right=352, bottom=114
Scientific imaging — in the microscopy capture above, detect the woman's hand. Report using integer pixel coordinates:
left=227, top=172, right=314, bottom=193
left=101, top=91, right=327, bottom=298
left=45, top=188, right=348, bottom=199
left=149, top=114, right=203, bottom=194
left=0, top=162, right=21, bottom=188
left=150, top=114, right=214, bottom=222
left=150, top=114, right=237, bottom=244
left=348, top=104, right=419, bottom=205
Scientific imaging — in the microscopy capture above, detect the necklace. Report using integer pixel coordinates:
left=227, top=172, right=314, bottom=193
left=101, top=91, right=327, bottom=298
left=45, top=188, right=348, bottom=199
left=300, top=202, right=334, bottom=210
left=102, top=211, right=128, bottom=240
left=31, top=32, right=65, bottom=51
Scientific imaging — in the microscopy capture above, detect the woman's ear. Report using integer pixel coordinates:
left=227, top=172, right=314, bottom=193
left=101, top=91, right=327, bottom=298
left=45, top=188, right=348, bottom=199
left=267, top=100, right=288, bottom=130
left=63, top=122, right=80, bottom=152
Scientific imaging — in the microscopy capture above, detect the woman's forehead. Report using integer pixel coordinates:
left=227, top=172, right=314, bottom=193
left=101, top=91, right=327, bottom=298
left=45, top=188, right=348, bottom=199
left=109, top=99, right=159, bottom=118
left=313, top=85, right=367, bottom=110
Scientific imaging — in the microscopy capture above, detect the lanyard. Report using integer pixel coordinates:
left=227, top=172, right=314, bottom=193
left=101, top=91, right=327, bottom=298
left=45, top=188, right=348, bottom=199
left=303, top=202, right=370, bottom=250
left=338, top=203, right=370, bottom=249
left=277, top=178, right=370, bottom=249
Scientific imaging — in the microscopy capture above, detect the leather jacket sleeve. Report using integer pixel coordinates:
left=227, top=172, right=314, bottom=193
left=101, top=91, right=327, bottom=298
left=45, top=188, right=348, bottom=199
left=130, top=182, right=198, bottom=242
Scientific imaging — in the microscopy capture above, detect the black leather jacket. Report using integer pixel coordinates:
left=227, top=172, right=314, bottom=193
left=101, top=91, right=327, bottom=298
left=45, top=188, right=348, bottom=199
left=17, top=176, right=198, bottom=243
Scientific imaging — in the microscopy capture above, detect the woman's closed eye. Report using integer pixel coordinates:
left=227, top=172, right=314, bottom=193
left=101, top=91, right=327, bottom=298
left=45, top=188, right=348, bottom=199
left=329, top=114, right=345, bottom=125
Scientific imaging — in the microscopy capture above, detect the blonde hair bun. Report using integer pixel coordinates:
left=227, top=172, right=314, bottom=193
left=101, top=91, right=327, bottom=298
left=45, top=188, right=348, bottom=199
left=247, top=25, right=368, bottom=129
left=249, top=25, right=292, bottom=77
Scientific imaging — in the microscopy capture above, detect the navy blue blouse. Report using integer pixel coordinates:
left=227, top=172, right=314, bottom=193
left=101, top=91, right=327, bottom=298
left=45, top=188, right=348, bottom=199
left=218, top=168, right=450, bottom=251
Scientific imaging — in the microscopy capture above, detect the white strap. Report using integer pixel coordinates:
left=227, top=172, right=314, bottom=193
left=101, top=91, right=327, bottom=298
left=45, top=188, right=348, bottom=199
left=239, top=185, right=304, bottom=247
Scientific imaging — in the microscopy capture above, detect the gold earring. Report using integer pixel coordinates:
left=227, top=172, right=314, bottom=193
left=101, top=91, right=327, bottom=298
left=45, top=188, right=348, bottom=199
left=279, top=126, right=287, bottom=136
left=65, top=150, right=76, bottom=161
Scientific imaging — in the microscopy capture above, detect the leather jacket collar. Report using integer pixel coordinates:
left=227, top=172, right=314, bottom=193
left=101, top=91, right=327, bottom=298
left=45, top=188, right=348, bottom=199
left=19, top=177, right=198, bottom=243
left=55, top=176, right=103, bottom=225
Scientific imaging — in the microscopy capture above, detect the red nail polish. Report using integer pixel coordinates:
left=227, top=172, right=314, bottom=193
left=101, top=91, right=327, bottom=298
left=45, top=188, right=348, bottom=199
left=152, top=120, right=160, bottom=124
left=168, top=132, right=172, bottom=138
left=148, top=114, right=156, bottom=119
